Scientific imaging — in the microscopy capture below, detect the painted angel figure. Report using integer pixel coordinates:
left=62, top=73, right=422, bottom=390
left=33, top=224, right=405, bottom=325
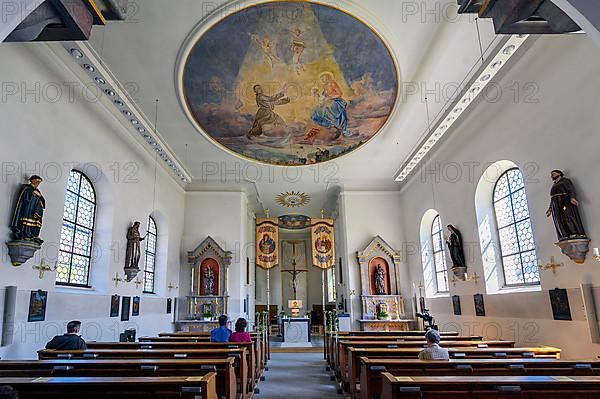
left=290, top=28, right=306, bottom=75
left=250, top=34, right=282, bottom=69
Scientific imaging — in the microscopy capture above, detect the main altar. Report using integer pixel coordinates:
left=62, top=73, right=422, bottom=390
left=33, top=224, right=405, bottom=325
left=175, top=236, right=231, bottom=332
left=357, top=236, right=414, bottom=331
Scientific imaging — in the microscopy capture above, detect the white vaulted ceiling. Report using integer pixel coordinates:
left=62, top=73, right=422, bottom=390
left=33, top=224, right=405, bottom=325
left=79, top=0, right=502, bottom=216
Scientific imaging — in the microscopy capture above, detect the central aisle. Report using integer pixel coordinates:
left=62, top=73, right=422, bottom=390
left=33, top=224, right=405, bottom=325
left=259, top=352, right=338, bottom=398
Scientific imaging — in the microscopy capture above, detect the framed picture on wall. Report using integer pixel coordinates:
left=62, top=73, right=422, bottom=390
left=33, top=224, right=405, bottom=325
left=28, top=290, right=48, bottom=322
left=474, top=293, right=485, bottom=317
left=121, top=296, right=131, bottom=321
left=110, top=295, right=120, bottom=317
left=452, top=295, right=462, bottom=316
left=549, top=288, right=572, bottom=321
left=167, top=298, right=172, bottom=314
left=132, top=296, right=140, bottom=317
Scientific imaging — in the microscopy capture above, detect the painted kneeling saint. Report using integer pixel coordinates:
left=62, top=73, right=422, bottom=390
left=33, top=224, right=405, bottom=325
left=247, top=84, right=290, bottom=138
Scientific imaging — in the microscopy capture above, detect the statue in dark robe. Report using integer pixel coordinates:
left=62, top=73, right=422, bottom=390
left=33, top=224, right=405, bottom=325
left=125, top=222, right=145, bottom=277
left=374, top=264, right=386, bottom=295
left=546, top=170, right=587, bottom=241
left=445, top=225, right=466, bottom=267
left=10, top=175, right=45, bottom=243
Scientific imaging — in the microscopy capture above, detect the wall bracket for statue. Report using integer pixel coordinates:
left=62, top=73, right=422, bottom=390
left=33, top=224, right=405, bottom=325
left=555, top=238, right=590, bottom=264
left=6, top=175, right=45, bottom=266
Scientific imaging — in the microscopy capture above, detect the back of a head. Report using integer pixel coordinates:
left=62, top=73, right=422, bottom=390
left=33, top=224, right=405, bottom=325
left=0, top=385, right=19, bottom=399
left=218, top=315, right=228, bottom=326
left=235, top=318, right=247, bottom=332
left=425, top=329, right=441, bottom=344
left=67, top=320, right=82, bottom=333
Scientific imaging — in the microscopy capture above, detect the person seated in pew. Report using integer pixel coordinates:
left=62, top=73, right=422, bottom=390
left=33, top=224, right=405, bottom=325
left=418, top=329, right=449, bottom=360
left=230, top=318, right=252, bottom=342
left=0, top=385, right=18, bottom=399
left=45, top=320, right=87, bottom=350
left=211, top=314, right=233, bottom=342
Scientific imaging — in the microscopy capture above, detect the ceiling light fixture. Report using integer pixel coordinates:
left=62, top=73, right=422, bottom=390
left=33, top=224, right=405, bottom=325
left=395, top=34, right=529, bottom=182
left=60, top=42, right=192, bottom=184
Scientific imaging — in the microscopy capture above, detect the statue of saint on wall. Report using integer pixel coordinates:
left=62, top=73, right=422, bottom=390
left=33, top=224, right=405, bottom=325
left=10, top=175, right=45, bottom=243
left=445, top=225, right=466, bottom=268
left=374, top=264, right=387, bottom=295
left=203, top=265, right=215, bottom=295
left=6, top=175, right=45, bottom=266
left=546, top=170, right=587, bottom=241
left=124, top=221, right=145, bottom=281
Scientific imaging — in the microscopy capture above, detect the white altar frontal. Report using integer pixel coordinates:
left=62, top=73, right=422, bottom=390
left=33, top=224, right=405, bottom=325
left=281, top=318, right=311, bottom=347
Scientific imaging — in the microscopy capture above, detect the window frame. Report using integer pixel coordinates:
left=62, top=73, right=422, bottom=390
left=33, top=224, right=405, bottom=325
left=143, top=216, right=158, bottom=294
left=431, top=214, right=449, bottom=293
left=492, top=167, right=540, bottom=287
left=56, top=170, right=97, bottom=288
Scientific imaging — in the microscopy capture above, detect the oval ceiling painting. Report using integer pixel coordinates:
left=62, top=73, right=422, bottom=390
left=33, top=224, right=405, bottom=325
left=181, top=1, right=399, bottom=165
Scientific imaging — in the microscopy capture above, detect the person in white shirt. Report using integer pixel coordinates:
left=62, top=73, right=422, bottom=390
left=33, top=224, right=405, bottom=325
left=418, top=329, right=450, bottom=360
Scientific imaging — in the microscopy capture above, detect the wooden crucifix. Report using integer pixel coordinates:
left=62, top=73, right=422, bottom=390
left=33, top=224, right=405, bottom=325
left=281, top=240, right=308, bottom=300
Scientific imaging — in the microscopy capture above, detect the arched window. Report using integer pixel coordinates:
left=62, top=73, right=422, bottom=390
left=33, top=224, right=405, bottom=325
left=493, top=168, right=540, bottom=286
left=143, top=216, right=158, bottom=293
left=56, top=170, right=97, bottom=287
left=431, top=214, right=449, bottom=293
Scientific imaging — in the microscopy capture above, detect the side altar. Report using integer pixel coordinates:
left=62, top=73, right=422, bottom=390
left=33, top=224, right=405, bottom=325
left=175, top=236, right=231, bottom=332
left=357, top=236, right=414, bottom=331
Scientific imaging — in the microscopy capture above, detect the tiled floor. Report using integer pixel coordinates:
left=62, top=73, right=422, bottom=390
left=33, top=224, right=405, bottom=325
left=257, top=352, right=338, bottom=399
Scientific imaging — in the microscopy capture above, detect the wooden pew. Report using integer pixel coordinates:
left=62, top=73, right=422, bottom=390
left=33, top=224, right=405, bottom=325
left=335, top=340, right=509, bottom=378
left=87, top=340, right=260, bottom=391
left=38, top=348, right=249, bottom=398
left=158, top=331, right=269, bottom=366
left=343, top=346, right=561, bottom=397
left=325, top=331, right=460, bottom=367
left=0, top=374, right=217, bottom=399
left=137, top=336, right=267, bottom=383
left=380, top=373, right=600, bottom=399
left=151, top=332, right=267, bottom=380
left=0, top=358, right=236, bottom=399
left=361, top=358, right=600, bottom=399
left=327, top=335, right=483, bottom=369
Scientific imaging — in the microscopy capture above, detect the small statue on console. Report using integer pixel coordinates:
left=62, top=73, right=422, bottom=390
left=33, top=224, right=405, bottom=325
left=374, top=264, right=387, bottom=295
left=10, top=175, right=45, bottom=244
left=445, top=225, right=467, bottom=279
left=546, top=170, right=590, bottom=263
left=546, top=170, right=588, bottom=241
left=124, top=221, right=145, bottom=281
left=6, top=175, right=45, bottom=266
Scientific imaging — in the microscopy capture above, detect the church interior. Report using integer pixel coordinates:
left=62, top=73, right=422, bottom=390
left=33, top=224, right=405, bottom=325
left=2, top=0, right=600, bottom=398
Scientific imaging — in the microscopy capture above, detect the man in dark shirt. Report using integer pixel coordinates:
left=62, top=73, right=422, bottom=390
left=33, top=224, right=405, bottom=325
left=45, top=320, right=87, bottom=350
left=210, top=315, right=232, bottom=342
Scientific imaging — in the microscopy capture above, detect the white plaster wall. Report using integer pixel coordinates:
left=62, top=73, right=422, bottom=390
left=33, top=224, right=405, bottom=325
left=0, top=43, right=185, bottom=359
left=399, top=35, right=600, bottom=359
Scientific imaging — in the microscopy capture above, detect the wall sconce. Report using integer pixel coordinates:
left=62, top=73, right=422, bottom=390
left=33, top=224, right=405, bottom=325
left=593, top=248, right=600, bottom=262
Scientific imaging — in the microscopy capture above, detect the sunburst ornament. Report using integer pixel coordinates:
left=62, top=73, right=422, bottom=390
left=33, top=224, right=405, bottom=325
left=276, top=191, right=311, bottom=208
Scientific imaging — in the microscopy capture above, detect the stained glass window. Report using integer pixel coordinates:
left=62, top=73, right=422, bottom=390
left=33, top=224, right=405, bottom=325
left=143, top=216, right=157, bottom=293
left=493, top=168, right=540, bottom=286
left=56, top=170, right=96, bottom=286
left=431, top=214, right=449, bottom=293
